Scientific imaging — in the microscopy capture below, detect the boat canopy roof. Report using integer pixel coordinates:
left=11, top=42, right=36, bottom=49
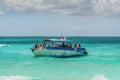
left=42, top=39, right=73, bottom=42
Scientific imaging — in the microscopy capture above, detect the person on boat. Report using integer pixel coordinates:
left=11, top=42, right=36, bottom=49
left=74, top=44, right=77, bottom=48
left=68, top=43, right=72, bottom=48
left=42, top=42, right=46, bottom=49
left=34, top=42, right=39, bottom=49
left=74, top=44, right=77, bottom=52
left=62, top=42, right=65, bottom=47
left=51, top=42, right=55, bottom=47
left=77, top=44, right=81, bottom=48
left=66, top=43, right=69, bottom=47
left=66, top=43, right=70, bottom=48
left=39, top=44, right=43, bottom=49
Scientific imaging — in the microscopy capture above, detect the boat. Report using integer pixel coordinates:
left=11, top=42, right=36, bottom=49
left=31, top=37, right=88, bottom=58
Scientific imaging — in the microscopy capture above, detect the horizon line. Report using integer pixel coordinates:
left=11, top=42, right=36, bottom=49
left=0, top=35, right=120, bottom=37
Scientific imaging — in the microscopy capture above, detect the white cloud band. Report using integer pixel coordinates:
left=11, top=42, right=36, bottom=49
left=2, top=0, right=120, bottom=16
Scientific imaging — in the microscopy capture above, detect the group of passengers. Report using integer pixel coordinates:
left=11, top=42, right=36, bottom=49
left=34, top=42, right=46, bottom=50
left=34, top=42, right=81, bottom=50
left=74, top=43, right=81, bottom=48
left=49, top=42, right=72, bottom=48
left=51, top=42, right=81, bottom=48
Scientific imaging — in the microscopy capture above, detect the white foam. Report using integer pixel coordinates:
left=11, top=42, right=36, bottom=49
left=91, top=74, right=109, bottom=80
left=0, top=44, right=8, bottom=47
left=0, top=76, right=32, bottom=80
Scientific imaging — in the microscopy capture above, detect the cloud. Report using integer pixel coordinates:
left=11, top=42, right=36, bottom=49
left=3, top=0, right=92, bottom=15
left=0, top=11, right=5, bottom=16
left=3, top=0, right=86, bottom=14
left=92, top=0, right=120, bottom=16
left=2, top=0, right=120, bottom=16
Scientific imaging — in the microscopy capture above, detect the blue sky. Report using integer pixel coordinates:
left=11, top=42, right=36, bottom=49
left=0, top=0, right=120, bottom=36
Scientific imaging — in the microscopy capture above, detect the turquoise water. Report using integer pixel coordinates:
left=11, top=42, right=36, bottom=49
left=0, top=37, right=120, bottom=80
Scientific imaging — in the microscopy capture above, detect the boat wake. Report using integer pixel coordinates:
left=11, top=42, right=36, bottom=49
left=91, top=74, right=109, bottom=80
left=0, top=75, right=109, bottom=80
left=0, top=75, right=33, bottom=80
left=0, top=44, right=9, bottom=47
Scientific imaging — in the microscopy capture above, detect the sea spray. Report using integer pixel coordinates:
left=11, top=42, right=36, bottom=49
left=91, top=74, right=109, bottom=80
left=0, top=76, right=33, bottom=80
left=0, top=44, right=8, bottom=47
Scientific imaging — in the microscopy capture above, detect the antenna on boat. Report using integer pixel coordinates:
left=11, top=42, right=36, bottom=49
left=61, top=36, right=66, bottom=40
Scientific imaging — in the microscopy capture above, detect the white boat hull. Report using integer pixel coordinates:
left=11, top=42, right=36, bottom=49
left=33, top=49, right=87, bottom=57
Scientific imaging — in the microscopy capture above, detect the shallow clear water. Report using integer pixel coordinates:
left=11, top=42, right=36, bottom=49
left=0, top=37, right=120, bottom=80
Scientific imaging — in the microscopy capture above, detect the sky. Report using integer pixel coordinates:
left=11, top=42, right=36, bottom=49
left=0, top=0, right=120, bottom=36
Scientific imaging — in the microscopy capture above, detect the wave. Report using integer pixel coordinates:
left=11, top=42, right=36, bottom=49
left=91, top=74, right=109, bottom=80
left=0, top=75, right=33, bottom=80
left=0, top=44, right=9, bottom=47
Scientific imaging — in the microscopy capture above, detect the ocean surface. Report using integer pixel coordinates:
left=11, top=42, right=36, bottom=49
left=0, top=37, right=120, bottom=80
